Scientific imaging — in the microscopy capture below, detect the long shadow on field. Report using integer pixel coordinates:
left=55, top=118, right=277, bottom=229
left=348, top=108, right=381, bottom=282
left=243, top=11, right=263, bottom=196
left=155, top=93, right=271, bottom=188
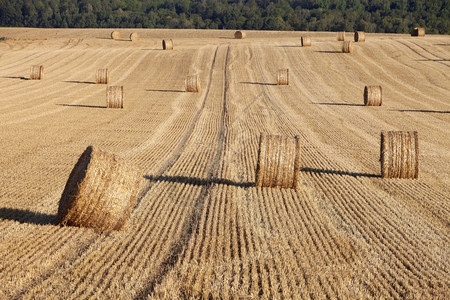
left=415, top=59, right=450, bottom=62
left=393, top=109, right=450, bottom=114
left=240, top=81, right=277, bottom=86
left=146, top=89, right=185, bottom=93
left=144, top=175, right=254, bottom=188
left=277, top=45, right=299, bottom=48
left=2, top=76, right=30, bottom=80
left=301, top=167, right=380, bottom=178
left=57, top=103, right=106, bottom=109
left=0, top=208, right=57, bottom=226
left=63, top=80, right=96, bottom=84
left=314, top=102, right=364, bottom=107
left=315, top=50, right=341, bottom=54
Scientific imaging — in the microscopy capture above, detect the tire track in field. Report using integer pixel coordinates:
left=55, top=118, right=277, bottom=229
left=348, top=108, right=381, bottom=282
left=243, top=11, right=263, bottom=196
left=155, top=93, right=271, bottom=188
left=134, top=44, right=231, bottom=299
left=397, top=40, right=450, bottom=68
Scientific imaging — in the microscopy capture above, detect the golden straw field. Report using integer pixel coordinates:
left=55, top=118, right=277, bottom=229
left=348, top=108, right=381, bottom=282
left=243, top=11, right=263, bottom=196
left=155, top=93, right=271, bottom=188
left=0, top=27, right=449, bottom=299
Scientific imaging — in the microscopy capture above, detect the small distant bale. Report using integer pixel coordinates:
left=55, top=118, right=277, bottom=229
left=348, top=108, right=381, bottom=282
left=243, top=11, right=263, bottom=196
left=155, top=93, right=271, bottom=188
left=354, top=31, right=365, bottom=42
left=185, top=75, right=200, bottom=92
left=57, top=146, right=142, bottom=232
left=30, top=65, right=44, bottom=80
left=130, top=32, right=140, bottom=41
left=364, top=86, right=382, bottom=106
left=256, top=133, right=301, bottom=189
left=277, top=69, right=289, bottom=85
left=111, top=31, right=121, bottom=40
left=342, top=41, right=354, bottom=53
left=234, top=31, right=246, bottom=39
left=380, top=131, right=419, bottom=179
left=106, top=86, right=124, bottom=108
left=337, top=32, right=345, bottom=41
left=96, top=68, right=110, bottom=84
left=411, top=27, right=425, bottom=37
left=162, top=39, right=173, bottom=50
left=301, top=36, right=311, bottom=47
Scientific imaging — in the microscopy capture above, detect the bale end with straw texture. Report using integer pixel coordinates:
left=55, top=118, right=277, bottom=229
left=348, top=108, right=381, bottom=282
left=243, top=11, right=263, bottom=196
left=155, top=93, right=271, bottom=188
left=256, top=133, right=301, bottom=189
left=337, top=32, right=345, bottom=41
left=301, top=36, right=311, bottom=47
left=185, top=75, right=200, bottom=92
left=30, top=65, right=44, bottom=80
left=364, top=86, right=382, bottom=106
left=354, top=31, right=366, bottom=42
left=277, top=69, right=289, bottom=85
left=342, top=41, right=354, bottom=53
left=411, top=27, right=425, bottom=37
left=111, top=31, right=121, bottom=40
left=106, top=86, right=124, bottom=108
left=380, top=131, right=419, bottom=179
left=234, top=31, right=246, bottom=39
left=162, top=39, right=173, bottom=50
left=58, top=146, right=142, bottom=232
left=96, top=68, right=110, bottom=84
left=130, top=32, right=140, bottom=41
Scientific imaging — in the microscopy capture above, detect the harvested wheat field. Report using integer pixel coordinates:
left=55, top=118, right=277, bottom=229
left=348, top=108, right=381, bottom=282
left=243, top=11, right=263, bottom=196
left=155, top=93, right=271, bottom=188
left=0, top=28, right=449, bottom=299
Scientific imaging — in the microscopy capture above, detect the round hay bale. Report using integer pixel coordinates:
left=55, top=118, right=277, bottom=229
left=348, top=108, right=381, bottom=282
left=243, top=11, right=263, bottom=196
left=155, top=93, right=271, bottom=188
left=130, top=32, right=140, bottom=42
left=58, top=146, right=142, bottom=232
left=96, top=68, right=110, bottom=84
left=256, top=133, right=301, bottom=189
left=106, top=86, right=124, bottom=108
left=411, top=27, right=425, bottom=37
left=364, top=86, right=382, bottom=106
left=301, top=36, right=311, bottom=47
left=380, top=131, right=419, bottom=179
left=30, top=65, right=44, bottom=80
left=354, top=31, right=365, bottom=42
left=342, top=41, right=354, bottom=53
left=234, top=31, right=246, bottom=39
left=337, top=31, right=345, bottom=41
left=277, top=69, right=289, bottom=85
left=162, top=39, right=173, bottom=50
left=185, top=75, right=200, bottom=92
left=111, top=31, right=121, bottom=40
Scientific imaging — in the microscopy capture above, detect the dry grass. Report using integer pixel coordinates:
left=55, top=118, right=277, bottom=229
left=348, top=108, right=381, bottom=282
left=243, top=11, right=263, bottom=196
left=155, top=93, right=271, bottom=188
left=380, top=131, right=419, bottom=179
left=234, top=31, right=246, bottom=39
left=96, top=68, right=110, bottom=84
left=106, top=86, right=124, bottom=108
left=255, top=133, right=301, bottom=189
left=30, top=65, right=44, bottom=80
left=162, top=39, right=173, bottom=50
left=364, top=85, right=382, bottom=106
left=277, top=69, right=289, bottom=85
left=58, top=146, right=142, bottom=232
left=342, top=41, right=354, bottom=53
left=354, top=31, right=365, bottom=42
left=185, top=75, right=200, bottom=92
left=301, top=36, right=311, bottom=47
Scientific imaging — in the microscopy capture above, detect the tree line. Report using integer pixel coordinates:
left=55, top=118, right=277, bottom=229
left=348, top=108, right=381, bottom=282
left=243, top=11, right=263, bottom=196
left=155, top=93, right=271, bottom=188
left=0, top=0, right=448, bottom=34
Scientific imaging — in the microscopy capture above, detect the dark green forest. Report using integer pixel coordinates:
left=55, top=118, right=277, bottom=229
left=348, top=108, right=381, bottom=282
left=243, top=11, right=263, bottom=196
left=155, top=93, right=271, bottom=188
left=0, top=0, right=449, bottom=34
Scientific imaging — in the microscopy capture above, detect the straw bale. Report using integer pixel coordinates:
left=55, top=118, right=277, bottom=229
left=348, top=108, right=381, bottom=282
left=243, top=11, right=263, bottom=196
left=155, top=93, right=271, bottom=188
left=130, top=32, right=140, bottom=41
left=162, top=39, right=173, bottom=50
left=106, top=86, right=124, bottom=108
left=342, top=41, right=354, bottom=53
left=111, top=31, right=121, bottom=40
left=301, top=36, right=311, bottom=47
left=234, top=31, right=246, bottom=39
left=58, top=146, right=142, bottom=232
left=256, top=133, right=301, bottom=189
left=96, top=68, right=110, bottom=84
left=30, top=65, right=44, bottom=80
left=337, top=32, right=345, bottom=41
left=364, top=86, right=382, bottom=106
left=411, top=27, right=425, bottom=37
left=354, top=31, right=365, bottom=42
left=380, top=131, right=419, bottom=179
left=185, top=75, right=200, bottom=92
left=277, top=69, right=289, bottom=85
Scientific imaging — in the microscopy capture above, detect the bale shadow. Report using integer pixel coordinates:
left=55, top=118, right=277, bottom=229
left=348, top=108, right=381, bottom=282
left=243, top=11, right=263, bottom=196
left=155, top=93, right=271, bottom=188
left=277, top=45, right=299, bottom=48
left=394, top=109, right=449, bottom=114
left=314, top=102, right=364, bottom=107
left=145, top=175, right=254, bottom=188
left=434, top=44, right=450, bottom=46
left=63, top=80, right=96, bottom=84
left=2, top=76, right=30, bottom=80
left=0, top=207, right=57, bottom=226
left=240, top=81, right=277, bottom=86
left=301, top=167, right=380, bottom=178
left=146, top=89, right=185, bottom=93
left=57, top=104, right=106, bottom=109
left=315, top=50, right=341, bottom=54
left=415, top=59, right=450, bottom=62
